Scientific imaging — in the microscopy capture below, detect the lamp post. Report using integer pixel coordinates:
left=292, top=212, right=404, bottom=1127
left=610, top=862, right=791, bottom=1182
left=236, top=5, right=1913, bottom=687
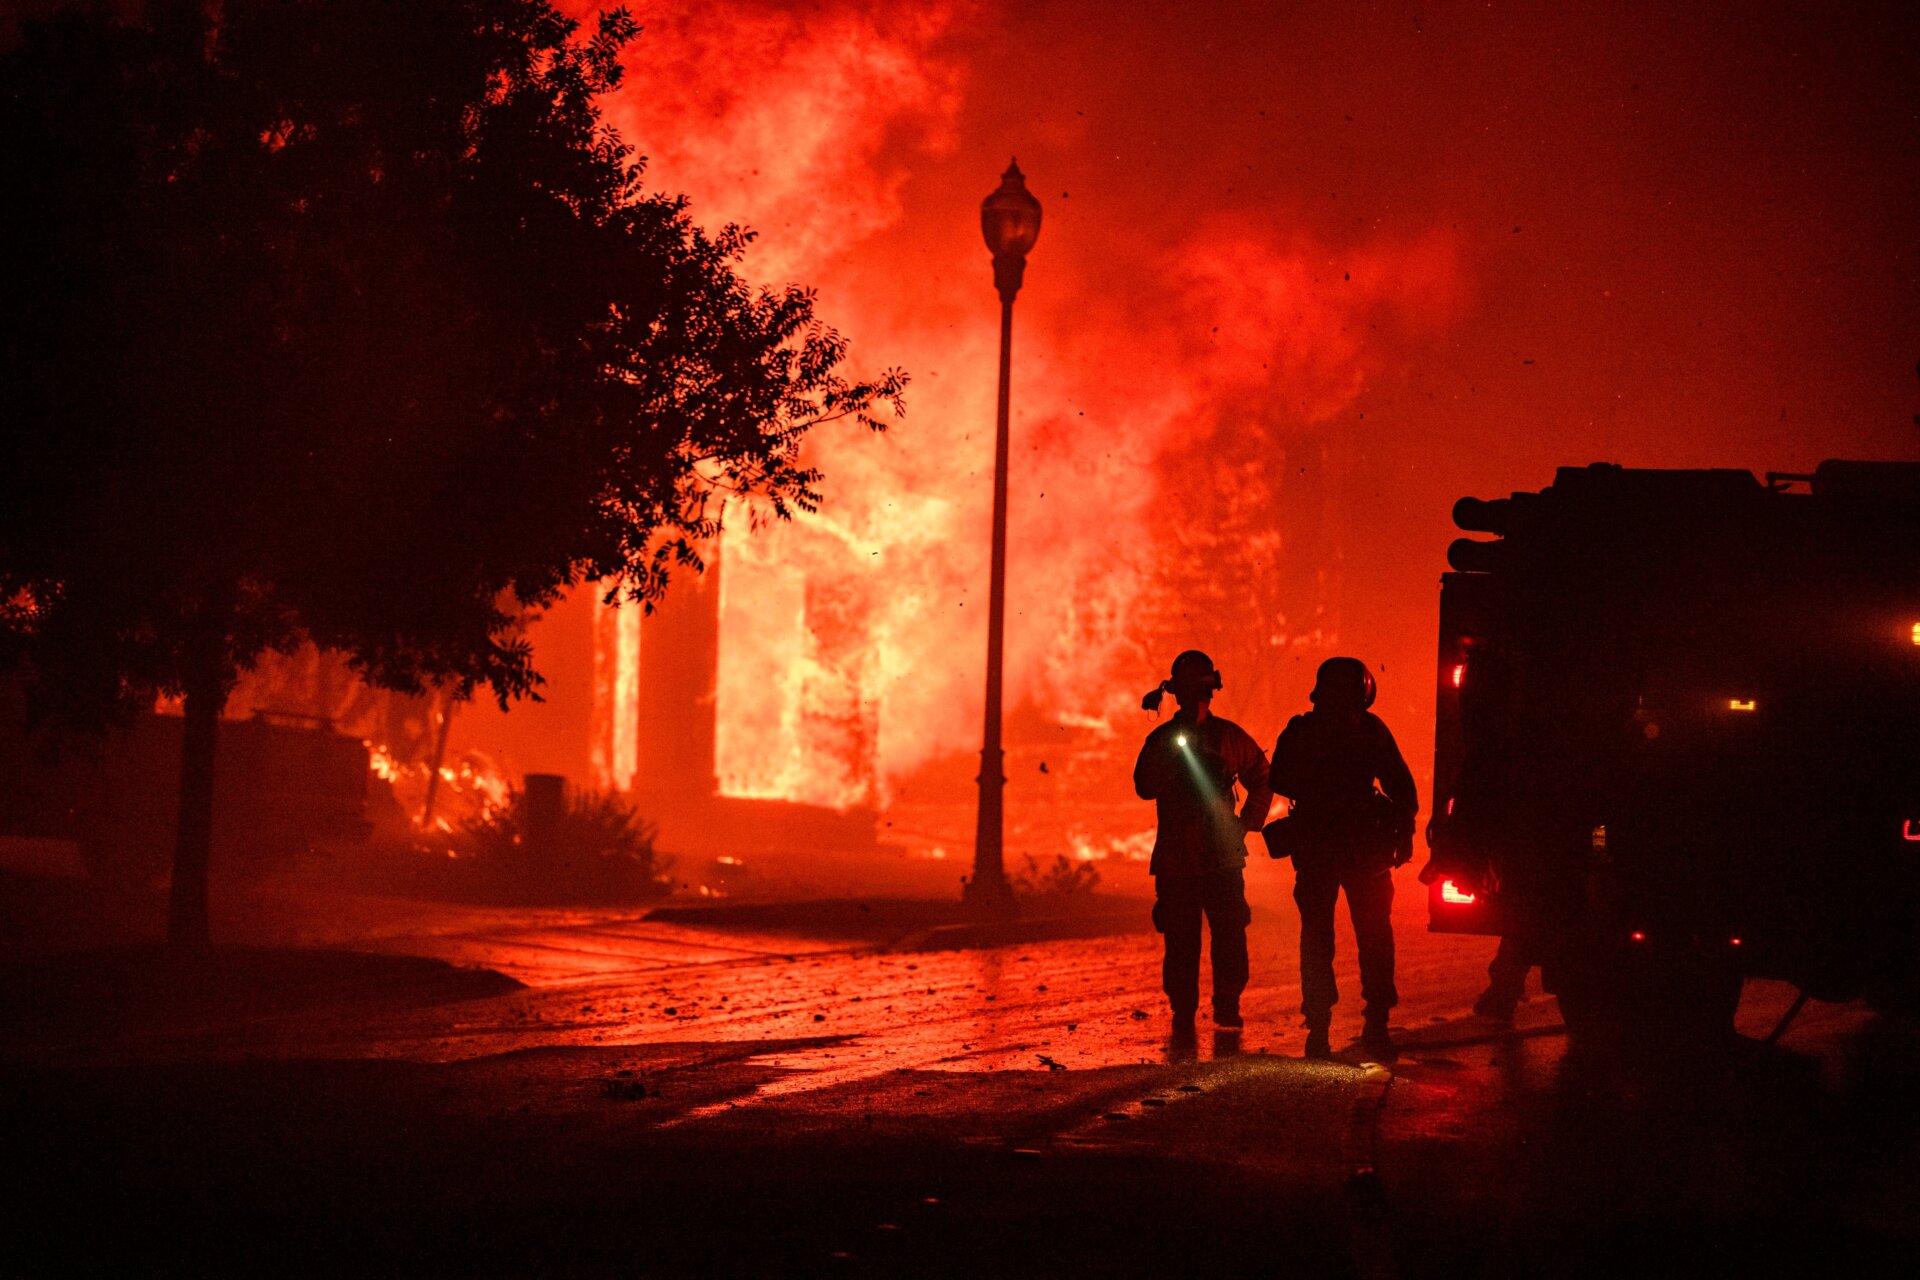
left=965, top=159, right=1041, bottom=915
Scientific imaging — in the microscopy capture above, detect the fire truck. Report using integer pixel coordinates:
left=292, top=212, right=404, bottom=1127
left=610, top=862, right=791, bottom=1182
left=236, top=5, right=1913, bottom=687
left=1425, top=460, right=1920, bottom=1039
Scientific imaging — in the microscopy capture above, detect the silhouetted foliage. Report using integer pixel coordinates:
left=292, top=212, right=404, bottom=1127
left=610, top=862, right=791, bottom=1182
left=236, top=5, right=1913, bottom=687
left=1011, top=853, right=1101, bottom=900
left=0, top=1, right=903, bottom=944
left=455, top=785, right=670, bottom=904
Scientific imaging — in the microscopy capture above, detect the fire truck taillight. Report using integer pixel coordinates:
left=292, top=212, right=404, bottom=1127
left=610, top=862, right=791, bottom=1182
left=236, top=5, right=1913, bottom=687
left=1904, top=820, right=1920, bottom=842
left=1729, top=937, right=1743, bottom=947
left=1439, top=879, right=1477, bottom=905
left=1450, top=662, right=1466, bottom=688
left=1630, top=930, right=1647, bottom=943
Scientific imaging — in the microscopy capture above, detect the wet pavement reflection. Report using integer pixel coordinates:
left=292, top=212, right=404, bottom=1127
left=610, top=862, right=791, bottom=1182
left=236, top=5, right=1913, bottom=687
left=5, top=884, right=1914, bottom=1275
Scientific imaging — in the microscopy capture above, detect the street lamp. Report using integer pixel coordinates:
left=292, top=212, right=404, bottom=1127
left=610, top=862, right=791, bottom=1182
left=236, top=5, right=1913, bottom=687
left=965, top=159, right=1041, bottom=915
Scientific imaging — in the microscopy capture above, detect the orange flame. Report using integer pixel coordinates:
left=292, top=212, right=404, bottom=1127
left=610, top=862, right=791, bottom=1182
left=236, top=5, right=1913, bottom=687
left=573, top=2, right=1465, bottom=817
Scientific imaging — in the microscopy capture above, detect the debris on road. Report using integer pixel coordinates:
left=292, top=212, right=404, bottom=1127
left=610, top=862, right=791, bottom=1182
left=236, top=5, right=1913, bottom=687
left=598, top=1076, right=658, bottom=1100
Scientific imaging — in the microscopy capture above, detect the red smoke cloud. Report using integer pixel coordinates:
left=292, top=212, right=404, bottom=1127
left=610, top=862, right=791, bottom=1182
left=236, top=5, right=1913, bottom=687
left=561, top=1, right=1471, bottom=812
left=492, top=0, right=1914, bottom=858
left=1163, top=223, right=1462, bottom=420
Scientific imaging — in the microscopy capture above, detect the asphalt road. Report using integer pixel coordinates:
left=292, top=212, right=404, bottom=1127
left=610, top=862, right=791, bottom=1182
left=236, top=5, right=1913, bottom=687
left=3, top=871, right=1917, bottom=1276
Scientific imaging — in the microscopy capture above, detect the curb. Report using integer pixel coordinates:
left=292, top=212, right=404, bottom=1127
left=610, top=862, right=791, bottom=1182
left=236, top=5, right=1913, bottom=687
left=891, top=911, right=1148, bottom=952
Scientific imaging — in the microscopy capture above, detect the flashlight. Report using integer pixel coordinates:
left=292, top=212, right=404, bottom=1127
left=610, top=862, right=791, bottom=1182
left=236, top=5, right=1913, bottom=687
left=1175, top=734, right=1188, bottom=748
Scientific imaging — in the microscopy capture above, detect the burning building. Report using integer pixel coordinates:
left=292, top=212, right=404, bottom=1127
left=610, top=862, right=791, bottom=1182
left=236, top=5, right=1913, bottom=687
left=590, top=533, right=884, bottom=859
left=317, top=0, right=1911, bottom=874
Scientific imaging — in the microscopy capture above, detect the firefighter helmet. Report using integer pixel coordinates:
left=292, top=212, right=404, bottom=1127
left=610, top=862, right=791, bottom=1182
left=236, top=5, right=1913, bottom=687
left=1142, top=649, right=1224, bottom=711
left=1169, top=649, right=1223, bottom=694
left=1310, top=656, right=1376, bottom=710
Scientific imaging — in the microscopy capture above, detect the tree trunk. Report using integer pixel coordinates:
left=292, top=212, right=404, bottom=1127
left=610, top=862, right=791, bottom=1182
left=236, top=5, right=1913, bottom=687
left=166, top=652, right=226, bottom=949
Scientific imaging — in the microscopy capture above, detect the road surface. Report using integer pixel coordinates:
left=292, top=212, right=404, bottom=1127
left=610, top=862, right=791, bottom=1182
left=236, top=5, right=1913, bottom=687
left=3, top=871, right=1916, bottom=1276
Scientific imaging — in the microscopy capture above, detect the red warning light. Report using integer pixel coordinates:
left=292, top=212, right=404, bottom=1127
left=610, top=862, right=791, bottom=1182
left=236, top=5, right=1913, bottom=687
left=1439, top=879, right=1477, bottom=905
left=1630, top=930, right=1647, bottom=943
left=1450, top=663, right=1466, bottom=689
left=1729, top=937, right=1743, bottom=947
left=1904, top=820, right=1920, bottom=843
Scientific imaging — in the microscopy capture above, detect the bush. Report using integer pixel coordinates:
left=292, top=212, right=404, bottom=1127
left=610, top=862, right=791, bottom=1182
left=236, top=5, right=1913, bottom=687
left=1011, top=853, right=1101, bottom=900
left=455, top=787, right=671, bottom=905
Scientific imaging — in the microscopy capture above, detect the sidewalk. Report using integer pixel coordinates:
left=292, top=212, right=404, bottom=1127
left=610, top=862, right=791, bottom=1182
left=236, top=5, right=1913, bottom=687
left=0, top=943, right=523, bottom=1061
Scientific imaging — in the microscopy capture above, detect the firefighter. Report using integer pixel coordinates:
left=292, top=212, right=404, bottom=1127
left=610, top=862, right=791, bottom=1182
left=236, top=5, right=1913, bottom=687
left=1473, top=934, right=1533, bottom=1023
left=1133, top=650, right=1274, bottom=1032
left=1270, top=657, right=1418, bottom=1061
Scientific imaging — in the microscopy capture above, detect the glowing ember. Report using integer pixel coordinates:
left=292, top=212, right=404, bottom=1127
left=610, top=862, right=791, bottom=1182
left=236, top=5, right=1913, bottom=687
left=365, top=740, right=511, bottom=830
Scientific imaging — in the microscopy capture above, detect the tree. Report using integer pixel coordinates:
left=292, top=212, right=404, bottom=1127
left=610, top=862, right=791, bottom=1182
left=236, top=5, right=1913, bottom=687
left=0, top=1, right=902, bottom=946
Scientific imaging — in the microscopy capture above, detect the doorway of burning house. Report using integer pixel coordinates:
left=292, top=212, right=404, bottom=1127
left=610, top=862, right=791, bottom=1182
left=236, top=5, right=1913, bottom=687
left=590, top=530, right=883, bottom=863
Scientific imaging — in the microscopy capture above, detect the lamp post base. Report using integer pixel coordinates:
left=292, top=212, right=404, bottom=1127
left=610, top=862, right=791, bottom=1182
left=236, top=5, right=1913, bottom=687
left=962, top=871, right=1017, bottom=919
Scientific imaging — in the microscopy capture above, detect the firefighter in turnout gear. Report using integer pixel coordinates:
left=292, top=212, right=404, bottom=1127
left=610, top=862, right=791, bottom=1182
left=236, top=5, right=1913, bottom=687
left=1133, top=650, right=1274, bottom=1032
left=1270, top=657, right=1418, bottom=1061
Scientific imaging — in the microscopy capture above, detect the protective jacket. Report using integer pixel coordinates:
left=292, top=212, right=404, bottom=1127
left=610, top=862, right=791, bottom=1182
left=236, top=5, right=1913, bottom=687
left=1134, top=715, right=1273, bottom=876
left=1269, top=709, right=1418, bottom=866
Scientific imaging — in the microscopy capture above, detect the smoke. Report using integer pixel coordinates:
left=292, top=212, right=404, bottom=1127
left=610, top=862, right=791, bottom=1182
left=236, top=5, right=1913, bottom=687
left=1160, top=222, right=1463, bottom=421
left=585, top=0, right=969, bottom=278
left=572, top=0, right=990, bottom=802
left=567, top=0, right=1466, bottom=805
left=559, top=0, right=1910, bottom=823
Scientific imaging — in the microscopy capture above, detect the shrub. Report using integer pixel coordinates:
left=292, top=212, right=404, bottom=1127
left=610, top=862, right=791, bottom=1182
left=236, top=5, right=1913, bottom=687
left=455, top=786, right=671, bottom=904
left=1011, top=853, right=1101, bottom=900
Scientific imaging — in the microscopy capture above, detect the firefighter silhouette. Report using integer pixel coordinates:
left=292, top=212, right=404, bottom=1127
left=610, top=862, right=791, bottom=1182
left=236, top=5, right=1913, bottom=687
left=1270, top=657, right=1419, bottom=1061
left=1134, top=650, right=1273, bottom=1031
left=1475, top=934, right=1534, bottom=1022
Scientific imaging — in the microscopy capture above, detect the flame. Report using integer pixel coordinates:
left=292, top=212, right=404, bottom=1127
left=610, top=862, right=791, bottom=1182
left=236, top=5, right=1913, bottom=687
left=364, top=739, right=511, bottom=829
left=590, top=597, right=642, bottom=791
left=574, top=1, right=1465, bottom=817
left=1070, top=829, right=1155, bottom=864
left=367, top=742, right=403, bottom=783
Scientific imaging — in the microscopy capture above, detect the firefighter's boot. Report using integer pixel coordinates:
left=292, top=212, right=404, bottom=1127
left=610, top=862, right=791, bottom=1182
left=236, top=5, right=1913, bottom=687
left=1303, top=1024, right=1332, bottom=1060
left=1361, top=1013, right=1398, bottom=1063
left=1472, top=987, right=1517, bottom=1024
